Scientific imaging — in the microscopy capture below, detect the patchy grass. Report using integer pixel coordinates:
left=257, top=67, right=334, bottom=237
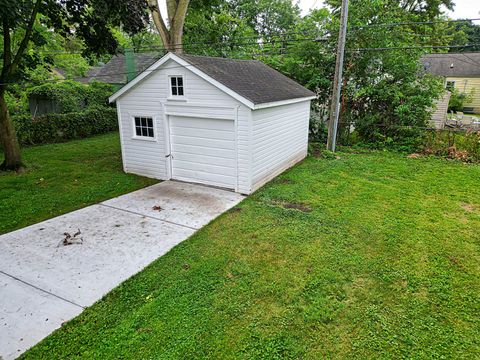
left=21, top=150, right=480, bottom=359
left=0, top=133, right=157, bottom=234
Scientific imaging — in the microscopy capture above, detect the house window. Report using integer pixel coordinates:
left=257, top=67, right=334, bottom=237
left=446, top=81, right=455, bottom=91
left=170, top=76, right=184, bottom=96
left=134, top=116, right=154, bottom=138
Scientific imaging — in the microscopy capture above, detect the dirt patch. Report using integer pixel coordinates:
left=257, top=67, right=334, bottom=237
left=283, top=202, right=312, bottom=213
left=152, top=205, right=163, bottom=211
left=461, top=203, right=477, bottom=212
left=229, top=207, right=242, bottom=213
left=278, top=178, right=293, bottom=184
left=407, top=153, right=422, bottom=159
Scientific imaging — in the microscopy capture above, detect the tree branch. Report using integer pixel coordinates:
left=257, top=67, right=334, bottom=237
left=8, top=0, right=42, bottom=78
left=1, top=19, right=12, bottom=82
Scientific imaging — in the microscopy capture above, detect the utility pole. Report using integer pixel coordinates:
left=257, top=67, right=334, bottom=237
left=327, top=0, right=349, bottom=152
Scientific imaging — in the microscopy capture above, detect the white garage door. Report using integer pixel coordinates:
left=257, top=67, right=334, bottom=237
left=169, top=116, right=236, bottom=189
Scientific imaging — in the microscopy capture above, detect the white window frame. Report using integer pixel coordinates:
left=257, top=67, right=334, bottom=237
left=446, top=80, right=456, bottom=91
left=131, top=115, right=156, bottom=141
left=168, top=75, right=186, bottom=100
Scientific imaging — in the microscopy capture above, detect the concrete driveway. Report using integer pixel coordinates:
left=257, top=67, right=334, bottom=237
left=0, top=181, right=244, bottom=359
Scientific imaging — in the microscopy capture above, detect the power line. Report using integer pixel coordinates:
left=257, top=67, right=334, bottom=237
left=349, top=17, right=480, bottom=30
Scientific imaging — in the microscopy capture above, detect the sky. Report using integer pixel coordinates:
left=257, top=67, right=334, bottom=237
left=298, top=0, right=480, bottom=22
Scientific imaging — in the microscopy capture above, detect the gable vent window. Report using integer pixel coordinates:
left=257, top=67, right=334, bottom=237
left=134, top=116, right=154, bottom=138
left=170, top=76, right=184, bottom=96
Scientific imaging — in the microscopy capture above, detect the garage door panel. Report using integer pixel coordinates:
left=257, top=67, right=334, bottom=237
left=172, top=144, right=235, bottom=159
left=171, top=116, right=234, bottom=131
left=171, top=135, right=234, bottom=150
left=173, top=152, right=235, bottom=168
left=170, top=126, right=235, bottom=141
left=173, top=168, right=235, bottom=188
left=173, top=160, right=235, bottom=176
left=170, top=115, right=236, bottom=189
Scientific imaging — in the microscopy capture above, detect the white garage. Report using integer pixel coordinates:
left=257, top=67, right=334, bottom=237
left=109, top=52, right=315, bottom=194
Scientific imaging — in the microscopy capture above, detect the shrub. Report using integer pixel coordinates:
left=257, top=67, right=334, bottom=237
left=26, top=80, right=114, bottom=114
left=424, top=129, right=480, bottom=162
left=13, top=105, right=118, bottom=146
left=448, top=88, right=474, bottom=113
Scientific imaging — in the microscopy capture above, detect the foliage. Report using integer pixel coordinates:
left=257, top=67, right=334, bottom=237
left=448, top=20, right=480, bottom=52
left=0, top=133, right=157, bottom=234
left=26, top=81, right=114, bottom=113
left=21, top=150, right=480, bottom=359
left=424, top=129, right=480, bottom=162
left=448, top=88, right=474, bottom=112
left=13, top=105, right=117, bottom=146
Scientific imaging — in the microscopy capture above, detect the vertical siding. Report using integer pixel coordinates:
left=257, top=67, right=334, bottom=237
left=251, top=101, right=311, bottom=192
left=430, top=92, right=451, bottom=129
left=117, top=59, right=251, bottom=193
left=447, top=77, right=480, bottom=113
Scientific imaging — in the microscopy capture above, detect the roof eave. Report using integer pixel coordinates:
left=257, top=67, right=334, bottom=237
left=252, top=96, right=316, bottom=110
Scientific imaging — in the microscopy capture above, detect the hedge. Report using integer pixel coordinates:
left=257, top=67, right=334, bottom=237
left=27, top=81, right=114, bottom=113
left=13, top=105, right=118, bottom=146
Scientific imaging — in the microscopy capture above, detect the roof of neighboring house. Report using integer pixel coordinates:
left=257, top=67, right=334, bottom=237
left=78, top=53, right=160, bottom=84
left=421, top=53, right=480, bottom=77
left=109, top=52, right=315, bottom=108
left=176, top=54, right=316, bottom=105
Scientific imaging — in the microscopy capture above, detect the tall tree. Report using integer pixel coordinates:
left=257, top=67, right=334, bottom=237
left=0, top=0, right=148, bottom=171
left=147, top=0, right=190, bottom=53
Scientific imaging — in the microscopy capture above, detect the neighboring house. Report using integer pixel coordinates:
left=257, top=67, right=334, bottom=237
left=78, top=53, right=160, bottom=86
left=109, top=52, right=315, bottom=194
left=421, top=53, right=480, bottom=114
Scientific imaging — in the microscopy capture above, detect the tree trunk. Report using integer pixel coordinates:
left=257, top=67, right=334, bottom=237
left=0, top=89, right=23, bottom=171
left=147, top=0, right=189, bottom=54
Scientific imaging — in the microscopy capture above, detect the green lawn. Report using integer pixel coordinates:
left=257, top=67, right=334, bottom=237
left=0, top=133, right=157, bottom=234
left=20, top=148, right=480, bottom=359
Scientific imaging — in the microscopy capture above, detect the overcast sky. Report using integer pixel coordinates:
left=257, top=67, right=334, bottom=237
left=298, top=0, right=480, bottom=22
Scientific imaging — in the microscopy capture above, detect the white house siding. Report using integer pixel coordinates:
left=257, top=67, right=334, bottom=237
left=117, top=59, right=251, bottom=193
left=251, top=101, right=310, bottom=192
left=430, top=92, right=451, bottom=129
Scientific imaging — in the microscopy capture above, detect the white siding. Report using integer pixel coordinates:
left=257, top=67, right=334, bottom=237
left=116, top=59, right=251, bottom=193
left=430, top=92, right=451, bottom=129
left=251, top=101, right=310, bottom=192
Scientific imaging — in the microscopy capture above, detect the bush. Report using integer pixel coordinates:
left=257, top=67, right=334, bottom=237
left=424, top=129, right=480, bottom=162
left=448, top=88, right=474, bottom=113
left=27, top=80, right=114, bottom=113
left=13, top=105, right=118, bottom=146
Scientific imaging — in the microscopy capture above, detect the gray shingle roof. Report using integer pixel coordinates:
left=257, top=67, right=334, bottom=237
left=421, top=53, right=480, bottom=77
left=177, top=54, right=315, bottom=104
left=82, top=53, right=160, bottom=84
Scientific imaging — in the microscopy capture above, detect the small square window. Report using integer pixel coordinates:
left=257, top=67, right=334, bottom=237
left=170, top=76, right=184, bottom=97
left=446, top=81, right=455, bottom=91
left=134, top=116, right=154, bottom=138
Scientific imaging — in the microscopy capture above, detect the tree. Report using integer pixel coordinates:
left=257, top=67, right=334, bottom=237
left=0, top=0, right=148, bottom=171
left=147, top=0, right=190, bottom=53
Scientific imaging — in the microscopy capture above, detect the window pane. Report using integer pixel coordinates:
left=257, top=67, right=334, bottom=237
left=140, top=118, right=146, bottom=127
left=147, top=118, right=153, bottom=128
left=171, top=77, right=177, bottom=86
left=141, top=127, right=147, bottom=136
left=135, top=117, right=141, bottom=127
left=178, top=87, right=184, bottom=96
left=177, top=77, right=183, bottom=86
left=148, top=128, right=154, bottom=137
left=172, top=86, right=177, bottom=96
left=135, top=126, right=142, bottom=136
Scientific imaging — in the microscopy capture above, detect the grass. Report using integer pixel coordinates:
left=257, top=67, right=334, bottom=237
left=0, top=133, right=157, bottom=234
left=18, top=148, right=480, bottom=359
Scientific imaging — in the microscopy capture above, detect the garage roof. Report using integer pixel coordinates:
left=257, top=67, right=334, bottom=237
left=177, top=54, right=315, bottom=105
left=109, top=52, right=315, bottom=109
